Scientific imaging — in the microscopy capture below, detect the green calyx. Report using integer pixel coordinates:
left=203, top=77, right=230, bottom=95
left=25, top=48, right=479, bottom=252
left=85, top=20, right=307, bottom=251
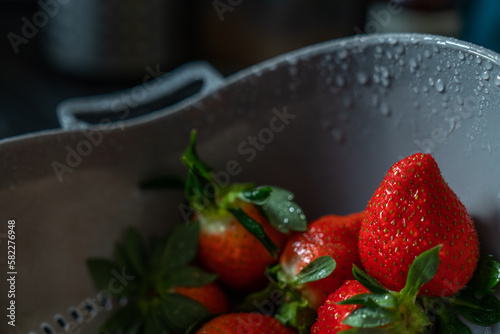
left=181, top=129, right=308, bottom=257
left=86, top=223, right=216, bottom=334
left=421, top=254, right=500, bottom=332
left=340, top=245, right=443, bottom=333
left=242, top=256, right=336, bottom=334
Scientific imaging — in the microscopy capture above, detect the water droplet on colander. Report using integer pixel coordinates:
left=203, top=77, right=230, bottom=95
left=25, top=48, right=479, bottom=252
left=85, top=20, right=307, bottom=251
left=380, top=103, right=391, bottom=117
left=435, top=79, right=445, bottom=93
left=494, top=74, right=500, bottom=87
left=375, top=45, right=383, bottom=55
left=422, top=85, right=429, bottom=93
left=428, top=77, right=435, bottom=87
left=335, top=75, right=345, bottom=87
left=424, top=49, right=431, bottom=58
left=381, top=78, right=390, bottom=88
left=456, top=95, right=464, bottom=105
left=484, top=88, right=490, bottom=95
left=331, top=128, right=345, bottom=143
left=484, top=60, right=493, bottom=70
left=385, top=51, right=393, bottom=60
left=475, top=56, right=482, bottom=64
left=437, top=65, right=442, bottom=72
left=409, top=58, right=418, bottom=69
left=481, top=71, right=490, bottom=80
left=453, top=75, right=461, bottom=84
left=412, top=101, right=420, bottom=109
left=446, top=61, right=451, bottom=68
left=356, top=71, right=369, bottom=85
left=457, top=51, right=465, bottom=60
left=394, top=44, right=404, bottom=55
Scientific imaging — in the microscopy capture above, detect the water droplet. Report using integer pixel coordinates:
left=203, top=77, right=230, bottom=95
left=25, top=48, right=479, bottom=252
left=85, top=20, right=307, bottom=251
left=422, top=85, right=429, bottom=93
left=481, top=71, right=490, bottom=80
left=424, top=49, right=431, bottom=58
left=457, top=51, right=465, bottom=60
left=356, top=71, right=369, bottom=85
left=283, top=218, right=289, bottom=224
left=484, top=88, right=489, bottom=94
left=446, top=61, right=451, bottom=68
left=381, top=78, right=390, bottom=88
left=375, top=46, right=383, bottom=54
left=331, top=128, right=345, bottom=143
left=409, top=58, right=418, bottom=69
left=475, top=56, right=482, bottom=64
left=337, top=50, right=348, bottom=60
left=385, top=51, right=393, bottom=60
left=484, top=60, right=493, bottom=70
left=456, top=95, right=464, bottom=105
left=394, top=44, right=405, bottom=55
left=494, top=74, right=500, bottom=86
left=413, top=101, right=420, bottom=109
left=335, top=75, right=345, bottom=87
left=429, top=77, right=435, bottom=87
left=435, top=79, right=445, bottom=93
left=453, top=75, right=461, bottom=84
left=380, top=103, right=391, bottom=117
left=289, top=207, right=295, bottom=213
left=433, top=45, right=440, bottom=53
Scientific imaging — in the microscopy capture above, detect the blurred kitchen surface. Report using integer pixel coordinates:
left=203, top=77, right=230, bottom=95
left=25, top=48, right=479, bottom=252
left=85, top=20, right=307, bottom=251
left=0, top=0, right=494, bottom=139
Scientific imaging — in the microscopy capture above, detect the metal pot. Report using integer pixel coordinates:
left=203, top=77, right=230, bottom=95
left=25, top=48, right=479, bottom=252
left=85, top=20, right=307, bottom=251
left=1, top=33, right=499, bottom=333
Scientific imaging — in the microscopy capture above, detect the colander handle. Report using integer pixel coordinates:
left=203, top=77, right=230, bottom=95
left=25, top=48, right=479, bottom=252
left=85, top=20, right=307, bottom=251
left=56, top=61, right=225, bottom=130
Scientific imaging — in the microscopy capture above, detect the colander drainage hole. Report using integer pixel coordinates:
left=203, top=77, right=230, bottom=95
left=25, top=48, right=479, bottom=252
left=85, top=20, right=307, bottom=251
left=41, top=323, right=54, bottom=334
left=68, top=307, right=82, bottom=322
left=54, top=314, right=67, bottom=329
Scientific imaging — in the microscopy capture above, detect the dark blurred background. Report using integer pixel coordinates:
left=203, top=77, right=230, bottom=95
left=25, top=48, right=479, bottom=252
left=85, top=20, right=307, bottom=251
left=0, top=0, right=497, bottom=139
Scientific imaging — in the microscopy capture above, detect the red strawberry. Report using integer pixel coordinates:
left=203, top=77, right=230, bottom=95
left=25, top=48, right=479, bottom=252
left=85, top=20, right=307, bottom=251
left=311, top=280, right=370, bottom=334
left=195, top=313, right=298, bottom=334
left=359, top=153, right=480, bottom=296
left=174, top=282, right=230, bottom=315
left=280, top=213, right=364, bottom=309
left=182, top=130, right=308, bottom=291
left=197, top=202, right=287, bottom=290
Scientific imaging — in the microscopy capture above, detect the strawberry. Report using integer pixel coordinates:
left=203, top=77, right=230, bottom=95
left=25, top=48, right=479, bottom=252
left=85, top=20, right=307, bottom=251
left=280, top=213, right=364, bottom=309
left=313, top=246, right=445, bottom=333
left=359, top=153, right=480, bottom=296
left=198, top=202, right=288, bottom=290
left=174, top=282, right=230, bottom=315
left=181, top=130, right=308, bottom=291
left=195, top=313, right=298, bottom=334
left=86, top=224, right=230, bottom=334
left=311, top=280, right=370, bottom=333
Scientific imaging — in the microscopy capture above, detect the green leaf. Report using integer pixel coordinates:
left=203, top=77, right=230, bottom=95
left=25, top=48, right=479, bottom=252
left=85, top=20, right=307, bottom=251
left=87, top=258, right=130, bottom=297
left=143, top=314, right=169, bottom=334
left=290, top=255, right=336, bottom=286
left=452, top=293, right=500, bottom=326
left=181, top=130, right=214, bottom=181
left=184, top=169, right=213, bottom=211
left=99, top=303, right=141, bottom=333
left=161, top=293, right=211, bottom=334
left=352, top=265, right=390, bottom=294
left=228, top=207, right=279, bottom=258
left=339, top=293, right=397, bottom=310
left=340, top=326, right=396, bottom=333
left=158, top=266, right=217, bottom=290
left=140, top=175, right=185, bottom=190
left=238, top=283, right=279, bottom=312
left=275, top=299, right=309, bottom=327
left=114, top=242, right=135, bottom=275
left=463, top=255, right=500, bottom=296
left=260, top=187, right=308, bottom=233
left=239, top=186, right=273, bottom=205
left=342, top=306, right=397, bottom=328
left=401, top=245, right=442, bottom=298
left=159, top=221, right=200, bottom=272
left=125, top=228, right=147, bottom=277
left=431, top=302, right=472, bottom=334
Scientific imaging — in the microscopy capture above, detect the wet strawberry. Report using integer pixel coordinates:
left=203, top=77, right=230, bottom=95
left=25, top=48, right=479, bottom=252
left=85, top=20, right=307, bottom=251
left=359, top=153, right=479, bottom=296
left=195, top=313, right=297, bottom=334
